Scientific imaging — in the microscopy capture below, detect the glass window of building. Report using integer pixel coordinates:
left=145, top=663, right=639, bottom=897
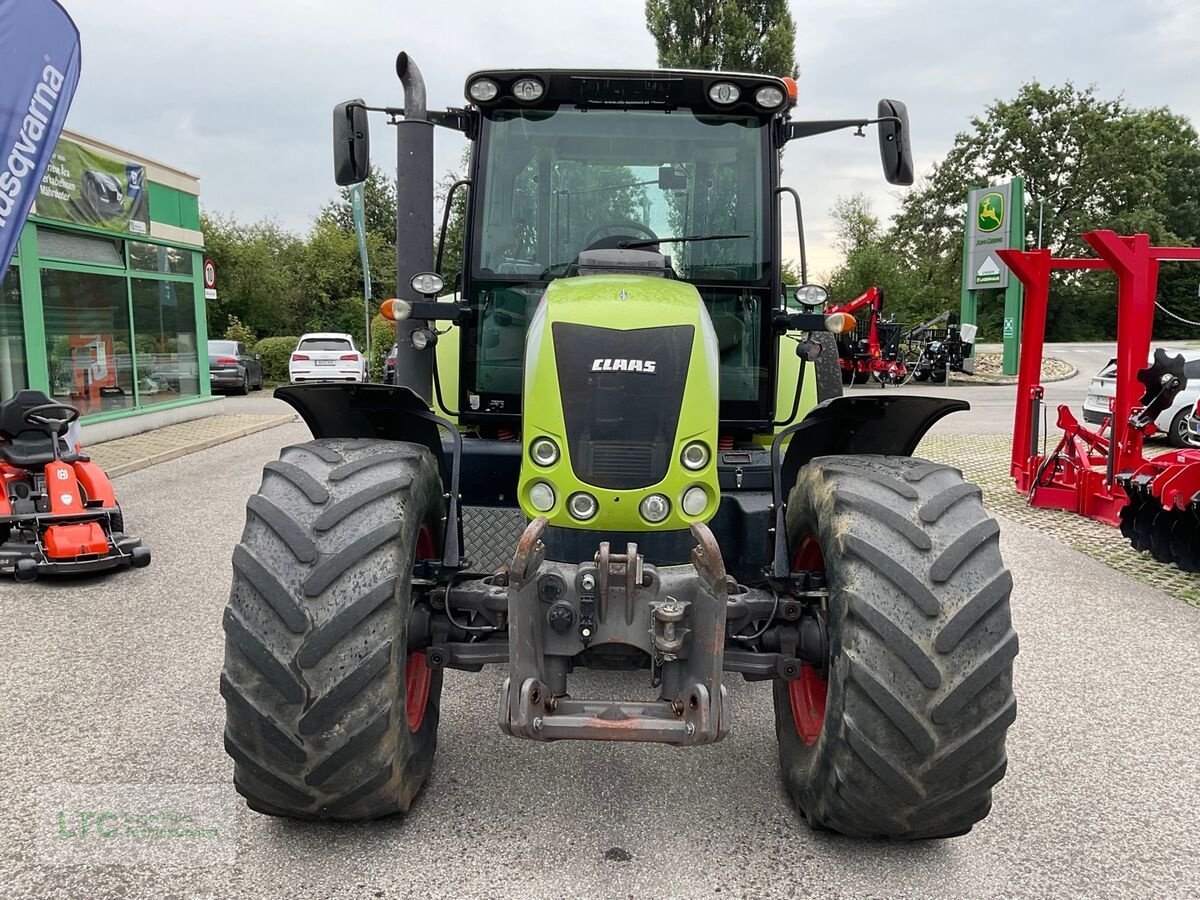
left=40, top=269, right=135, bottom=414
left=129, top=241, right=193, bottom=276
left=131, top=278, right=200, bottom=404
left=1, top=266, right=28, bottom=397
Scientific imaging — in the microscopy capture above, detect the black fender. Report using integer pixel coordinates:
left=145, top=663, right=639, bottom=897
left=276, top=383, right=522, bottom=507
left=769, top=394, right=968, bottom=578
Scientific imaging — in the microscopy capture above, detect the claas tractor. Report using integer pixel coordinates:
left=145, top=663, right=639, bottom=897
left=220, top=54, right=1018, bottom=839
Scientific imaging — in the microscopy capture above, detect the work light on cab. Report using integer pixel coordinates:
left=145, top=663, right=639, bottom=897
left=468, top=78, right=499, bottom=103
left=708, top=82, right=739, bottom=105
left=512, top=78, right=544, bottom=103
left=754, top=85, right=785, bottom=109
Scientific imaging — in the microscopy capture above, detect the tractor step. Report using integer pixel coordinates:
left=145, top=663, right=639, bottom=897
left=497, top=516, right=729, bottom=746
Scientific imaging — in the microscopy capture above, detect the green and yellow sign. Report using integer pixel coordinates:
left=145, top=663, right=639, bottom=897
left=35, top=136, right=150, bottom=236
left=977, top=191, right=1004, bottom=233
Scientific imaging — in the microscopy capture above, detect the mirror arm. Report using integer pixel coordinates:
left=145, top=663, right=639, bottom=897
left=344, top=101, right=473, bottom=134
left=775, top=186, right=807, bottom=285
left=785, top=115, right=900, bottom=142
left=435, top=179, right=472, bottom=276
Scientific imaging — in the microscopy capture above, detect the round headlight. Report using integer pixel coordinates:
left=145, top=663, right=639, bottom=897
left=410, top=272, right=444, bottom=296
left=754, top=85, right=786, bottom=109
left=411, top=328, right=437, bottom=351
left=639, top=493, right=670, bottom=523
left=512, top=78, right=545, bottom=103
left=468, top=78, right=499, bottom=103
left=682, top=485, right=708, bottom=517
left=681, top=441, right=710, bottom=471
left=567, top=492, right=598, bottom=521
left=708, top=82, right=740, bottom=105
left=530, top=437, right=559, bottom=467
left=529, top=482, right=556, bottom=512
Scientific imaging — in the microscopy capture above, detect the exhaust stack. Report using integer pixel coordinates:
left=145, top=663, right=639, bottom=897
left=393, top=52, right=434, bottom=403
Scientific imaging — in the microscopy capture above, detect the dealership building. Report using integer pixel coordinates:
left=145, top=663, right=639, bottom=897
left=1, top=128, right=216, bottom=439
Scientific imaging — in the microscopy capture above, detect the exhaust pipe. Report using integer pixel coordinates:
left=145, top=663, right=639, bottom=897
left=392, top=52, right=434, bottom=403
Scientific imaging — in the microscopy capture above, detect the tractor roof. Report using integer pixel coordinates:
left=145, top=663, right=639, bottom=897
left=464, top=69, right=795, bottom=117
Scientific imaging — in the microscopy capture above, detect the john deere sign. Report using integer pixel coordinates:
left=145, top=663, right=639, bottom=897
left=967, top=183, right=1013, bottom=288
left=960, top=178, right=1025, bottom=375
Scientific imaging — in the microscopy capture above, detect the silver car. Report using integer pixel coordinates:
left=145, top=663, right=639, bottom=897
left=1083, top=348, right=1200, bottom=447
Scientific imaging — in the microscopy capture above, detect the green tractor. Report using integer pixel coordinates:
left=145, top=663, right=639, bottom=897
left=220, top=55, right=1017, bottom=839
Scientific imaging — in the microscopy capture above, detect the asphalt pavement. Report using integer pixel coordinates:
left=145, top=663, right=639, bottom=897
left=3, top=415, right=1199, bottom=899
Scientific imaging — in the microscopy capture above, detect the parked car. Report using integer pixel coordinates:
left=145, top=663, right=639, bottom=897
left=289, top=333, right=366, bottom=383
left=384, top=342, right=398, bottom=385
left=207, top=340, right=263, bottom=395
left=1083, top=348, right=1200, bottom=447
left=1187, top=397, right=1200, bottom=447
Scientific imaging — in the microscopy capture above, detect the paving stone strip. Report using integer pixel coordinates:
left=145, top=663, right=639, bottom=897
left=918, top=433, right=1200, bottom=606
left=87, top=413, right=296, bottom=477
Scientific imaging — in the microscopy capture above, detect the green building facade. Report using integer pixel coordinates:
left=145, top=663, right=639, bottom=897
left=1, top=129, right=210, bottom=426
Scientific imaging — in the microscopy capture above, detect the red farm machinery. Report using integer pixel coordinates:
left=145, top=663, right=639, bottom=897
left=1003, top=229, right=1200, bottom=570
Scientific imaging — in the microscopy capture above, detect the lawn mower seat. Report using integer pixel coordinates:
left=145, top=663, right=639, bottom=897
left=0, top=390, right=80, bottom=468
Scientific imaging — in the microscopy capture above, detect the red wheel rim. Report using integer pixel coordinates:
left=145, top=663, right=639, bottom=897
left=405, top=524, right=436, bottom=732
left=788, top=534, right=828, bottom=747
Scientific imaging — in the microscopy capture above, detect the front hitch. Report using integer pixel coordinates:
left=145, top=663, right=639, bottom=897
left=498, top=517, right=730, bottom=745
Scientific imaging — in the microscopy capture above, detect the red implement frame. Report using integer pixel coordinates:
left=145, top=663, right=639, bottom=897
left=1000, top=230, right=1200, bottom=526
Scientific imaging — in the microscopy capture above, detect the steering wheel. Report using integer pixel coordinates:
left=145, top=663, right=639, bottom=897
left=23, top=402, right=80, bottom=435
left=583, top=221, right=659, bottom=249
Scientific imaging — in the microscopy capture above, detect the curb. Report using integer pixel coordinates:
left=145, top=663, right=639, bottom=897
left=103, top=414, right=297, bottom=478
left=949, top=361, right=1077, bottom=387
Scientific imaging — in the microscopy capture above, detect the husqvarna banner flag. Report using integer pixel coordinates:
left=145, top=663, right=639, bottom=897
left=0, top=0, right=81, bottom=266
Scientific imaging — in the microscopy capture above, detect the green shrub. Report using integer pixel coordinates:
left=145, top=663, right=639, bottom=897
left=253, top=335, right=299, bottom=384
left=369, top=315, right=395, bottom=381
left=224, top=314, right=257, bottom=346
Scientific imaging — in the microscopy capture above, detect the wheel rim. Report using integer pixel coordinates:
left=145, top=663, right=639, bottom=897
left=406, top=524, right=436, bottom=732
left=787, top=534, right=828, bottom=747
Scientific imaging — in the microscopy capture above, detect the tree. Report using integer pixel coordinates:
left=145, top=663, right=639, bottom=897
left=887, top=82, right=1200, bottom=340
left=644, top=0, right=796, bottom=75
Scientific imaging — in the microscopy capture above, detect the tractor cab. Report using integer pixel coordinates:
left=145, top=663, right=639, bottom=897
left=461, top=70, right=785, bottom=428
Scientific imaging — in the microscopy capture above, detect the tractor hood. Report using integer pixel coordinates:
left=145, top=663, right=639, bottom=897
left=518, top=274, right=720, bottom=531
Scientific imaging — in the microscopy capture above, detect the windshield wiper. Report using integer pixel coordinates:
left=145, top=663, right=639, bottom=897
left=618, top=233, right=749, bottom=249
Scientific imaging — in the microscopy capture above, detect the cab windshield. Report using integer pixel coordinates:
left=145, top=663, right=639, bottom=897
left=474, top=108, right=767, bottom=281
left=466, top=106, right=771, bottom=418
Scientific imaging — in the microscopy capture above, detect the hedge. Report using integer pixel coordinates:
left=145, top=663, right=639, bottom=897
left=253, top=336, right=299, bottom=384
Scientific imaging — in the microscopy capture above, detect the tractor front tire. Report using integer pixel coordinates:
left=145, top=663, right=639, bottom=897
left=221, top=438, right=444, bottom=820
left=812, top=332, right=844, bottom=402
left=774, top=455, right=1017, bottom=839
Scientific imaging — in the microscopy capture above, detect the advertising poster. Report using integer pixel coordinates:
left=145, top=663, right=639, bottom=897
left=36, top=135, right=151, bottom=235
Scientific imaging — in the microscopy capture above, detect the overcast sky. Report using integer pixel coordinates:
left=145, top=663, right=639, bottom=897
left=57, top=0, right=1200, bottom=277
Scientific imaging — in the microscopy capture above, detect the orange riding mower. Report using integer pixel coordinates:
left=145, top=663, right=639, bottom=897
left=0, top=390, right=150, bottom=582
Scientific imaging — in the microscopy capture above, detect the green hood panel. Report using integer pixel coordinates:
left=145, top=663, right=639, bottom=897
left=519, top=275, right=721, bottom=531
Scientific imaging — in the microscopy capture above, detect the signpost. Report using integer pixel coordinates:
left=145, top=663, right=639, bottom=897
left=961, top=178, right=1025, bottom=375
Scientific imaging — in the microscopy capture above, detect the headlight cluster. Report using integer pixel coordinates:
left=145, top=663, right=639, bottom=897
left=708, top=81, right=788, bottom=110
left=468, top=76, right=544, bottom=105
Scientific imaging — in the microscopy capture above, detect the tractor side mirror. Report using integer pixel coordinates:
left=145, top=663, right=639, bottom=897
left=333, top=99, right=370, bottom=186
left=877, top=99, right=913, bottom=186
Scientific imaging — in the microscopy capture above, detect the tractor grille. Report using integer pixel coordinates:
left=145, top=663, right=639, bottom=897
left=552, top=322, right=693, bottom=490
left=587, top=441, right=655, bottom=484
